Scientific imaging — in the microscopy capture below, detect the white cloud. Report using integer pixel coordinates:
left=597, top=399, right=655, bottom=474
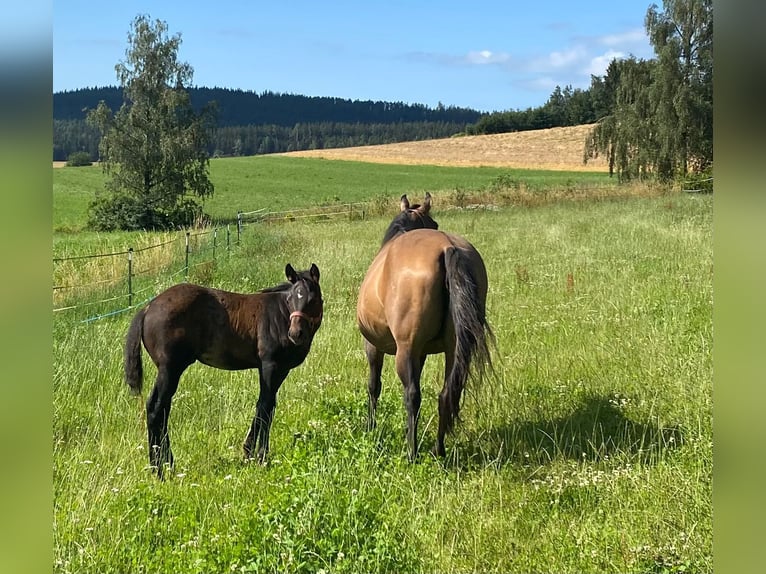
left=464, top=50, right=511, bottom=65
left=546, top=46, right=586, bottom=69
left=599, top=28, right=648, bottom=48
left=585, top=50, right=626, bottom=76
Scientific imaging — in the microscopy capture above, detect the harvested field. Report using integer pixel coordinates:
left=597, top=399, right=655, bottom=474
left=54, top=124, right=607, bottom=171
left=281, top=123, right=607, bottom=171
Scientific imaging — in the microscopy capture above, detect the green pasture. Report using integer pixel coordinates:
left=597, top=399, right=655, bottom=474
left=53, top=160, right=711, bottom=573
left=53, top=156, right=614, bottom=233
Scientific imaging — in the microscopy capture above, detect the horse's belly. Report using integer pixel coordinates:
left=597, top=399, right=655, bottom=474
left=198, top=352, right=259, bottom=370
left=357, top=313, right=397, bottom=354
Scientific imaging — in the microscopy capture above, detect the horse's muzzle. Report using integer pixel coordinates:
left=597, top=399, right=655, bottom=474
left=288, top=310, right=320, bottom=345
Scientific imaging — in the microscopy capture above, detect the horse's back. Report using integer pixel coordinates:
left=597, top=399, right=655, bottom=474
left=358, top=229, right=484, bottom=354
left=141, top=284, right=249, bottom=367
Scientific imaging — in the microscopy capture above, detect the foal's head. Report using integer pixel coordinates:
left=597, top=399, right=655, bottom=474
left=284, top=263, right=323, bottom=346
left=381, top=192, right=439, bottom=245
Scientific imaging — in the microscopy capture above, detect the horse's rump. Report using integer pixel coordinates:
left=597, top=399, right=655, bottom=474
left=357, top=229, right=486, bottom=354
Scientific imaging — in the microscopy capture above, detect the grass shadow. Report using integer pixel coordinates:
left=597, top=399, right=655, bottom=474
left=446, top=394, right=684, bottom=470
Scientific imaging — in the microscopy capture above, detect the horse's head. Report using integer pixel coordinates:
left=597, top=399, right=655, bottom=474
left=381, top=192, right=439, bottom=245
left=285, top=263, right=323, bottom=346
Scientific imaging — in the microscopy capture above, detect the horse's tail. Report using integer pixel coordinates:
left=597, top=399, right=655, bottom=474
left=124, top=307, right=146, bottom=396
left=443, top=246, right=494, bottom=432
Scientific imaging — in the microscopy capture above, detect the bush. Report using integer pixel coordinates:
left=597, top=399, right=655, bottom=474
left=87, top=193, right=205, bottom=231
left=65, top=151, right=93, bottom=167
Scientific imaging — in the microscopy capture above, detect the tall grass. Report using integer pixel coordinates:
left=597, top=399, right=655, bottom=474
left=53, top=192, right=712, bottom=573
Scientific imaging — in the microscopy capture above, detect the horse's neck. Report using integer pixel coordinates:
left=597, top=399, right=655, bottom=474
left=258, top=291, right=289, bottom=316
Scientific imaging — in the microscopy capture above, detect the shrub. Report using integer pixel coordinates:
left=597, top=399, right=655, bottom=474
left=87, top=193, right=204, bottom=231
left=65, top=151, right=93, bottom=167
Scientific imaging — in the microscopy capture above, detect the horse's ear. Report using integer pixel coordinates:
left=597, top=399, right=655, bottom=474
left=419, top=192, right=432, bottom=214
left=285, top=264, right=298, bottom=283
left=400, top=194, right=410, bottom=212
left=309, top=263, right=320, bottom=283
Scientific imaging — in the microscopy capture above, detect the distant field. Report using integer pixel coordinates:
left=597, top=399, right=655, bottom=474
left=53, top=154, right=615, bottom=233
left=53, top=124, right=605, bottom=172
left=281, top=124, right=608, bottom=171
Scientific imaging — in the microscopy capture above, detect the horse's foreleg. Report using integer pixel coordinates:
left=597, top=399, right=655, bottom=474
left=146, top=364, right=181, bottom=478
left=395, top=349, right=424, bottom=462
left=252, top=392, right=276, bottom=464
left=365, top=340, right=385, bottom=431
left=244, top=362, right=288, bottom=464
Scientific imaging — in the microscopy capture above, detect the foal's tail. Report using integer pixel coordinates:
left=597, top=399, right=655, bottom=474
left=124, top=307, right=146, bottom=396
left=443, top=247, right=495, bottom=432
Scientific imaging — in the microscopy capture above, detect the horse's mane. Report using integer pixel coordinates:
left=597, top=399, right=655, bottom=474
left=381, top=209, right=438, bottom=246
left=258, top=270, right=317, bottom=293
left=259, top=282, right=292, bottom=294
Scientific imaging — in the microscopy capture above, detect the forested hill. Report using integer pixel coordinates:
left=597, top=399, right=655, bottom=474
left=53, top=87, right=483, bottom=126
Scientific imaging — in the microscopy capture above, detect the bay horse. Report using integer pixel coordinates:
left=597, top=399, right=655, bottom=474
left=124, top=263, right=323, bottom=477
left=357, top=193, right=494, bottom=461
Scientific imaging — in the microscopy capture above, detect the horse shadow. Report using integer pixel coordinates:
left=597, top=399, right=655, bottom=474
left=446, top=394, right=685, bottom=470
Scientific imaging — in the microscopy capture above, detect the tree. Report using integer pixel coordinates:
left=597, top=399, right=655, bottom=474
left=585, top=57, right=657, bottom=180
left=585, top=0, right=712, bottom=181
left=87, top=15, right=214, bottom=230
left=645, top=0, right=713, bottom=175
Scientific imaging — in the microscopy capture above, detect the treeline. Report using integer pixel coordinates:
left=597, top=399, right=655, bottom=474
left=210, top=121, right=470, bottom=157
left=467, top=82, right=608, bottom=135
left=54, top=87, right=482, bottom=127
left=53, top=83, right=607, bottom=161
left=53, top=118, right=473, bottom=161
left=53, top=87, right=483, bottom=160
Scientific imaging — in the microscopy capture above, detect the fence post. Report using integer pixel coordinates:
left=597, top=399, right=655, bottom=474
left=185, top=232, right=190, bottom=280
left=227, top=224, right=231, bottom=253
left=213, top=228, right=217, bottom=259
left=237, top=211, right=242, bottom=245
left=127, top=247, right=134, bottom=307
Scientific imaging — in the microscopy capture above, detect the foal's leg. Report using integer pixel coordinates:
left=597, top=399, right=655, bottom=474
left=365, top=339, right=385, bottom=431
left=395, top=348, right=425, bottom=462
left=146, top=363, right=183, bottom=478
left=243, top=361, right=289, bottom=463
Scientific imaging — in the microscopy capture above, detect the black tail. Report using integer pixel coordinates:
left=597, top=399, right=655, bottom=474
left=124, top=308, right=145, bottom=396
left=443, top=247, right=494, bottom=432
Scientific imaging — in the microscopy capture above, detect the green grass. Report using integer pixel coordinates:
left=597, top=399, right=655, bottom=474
left=53, top=185, right=712, bottom=573
left=53, top=156, right=615, bottom=232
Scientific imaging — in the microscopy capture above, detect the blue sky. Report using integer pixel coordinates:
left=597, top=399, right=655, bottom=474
left=53, top=0, right=655, bottom=112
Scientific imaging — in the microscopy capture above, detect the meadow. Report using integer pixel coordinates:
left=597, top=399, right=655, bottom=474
left=53, top=156, right=615, bottom=233
left=53, top=156, right=712, bottom=573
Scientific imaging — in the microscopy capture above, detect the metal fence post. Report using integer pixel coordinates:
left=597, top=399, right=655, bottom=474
left=237, top=211, right=242, bottom=245
left=213, top=228, right=217, bottom=259
left=227, top=224, right=231, bottom=252
left=127, top=247, right=134, bottom=307
left=185, top=232, right=190, bottom=280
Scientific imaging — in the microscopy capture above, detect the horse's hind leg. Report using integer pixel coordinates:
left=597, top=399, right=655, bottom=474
left=395, top=348, right=424, bottom=462
left=365, top=339, right=385, bottom=431
left=146, top=363, right=183, bottom=478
